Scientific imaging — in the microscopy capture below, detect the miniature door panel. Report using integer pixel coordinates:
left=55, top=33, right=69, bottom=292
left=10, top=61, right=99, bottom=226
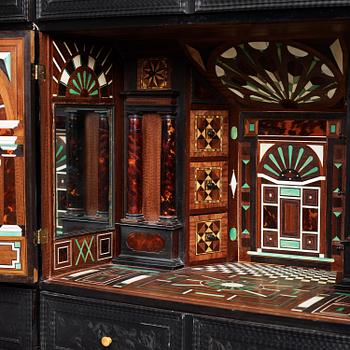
left=0, top=32, right=36, bottom=283
left=41, top=291, right=184, bottom=350
left=192, top=316, right=350, bottom=350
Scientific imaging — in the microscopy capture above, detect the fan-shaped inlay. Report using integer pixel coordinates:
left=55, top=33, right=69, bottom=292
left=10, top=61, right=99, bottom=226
left=214, top=42, right=343, bottom=107
left=52, top=40, right=113, bottom=98
left=260, top=144, right=321, bottom=181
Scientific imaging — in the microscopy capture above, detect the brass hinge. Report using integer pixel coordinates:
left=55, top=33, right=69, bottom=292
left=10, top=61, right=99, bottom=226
left=34, top=228, right=48, bottom=245
left=32, top=64, right=46, bottom=81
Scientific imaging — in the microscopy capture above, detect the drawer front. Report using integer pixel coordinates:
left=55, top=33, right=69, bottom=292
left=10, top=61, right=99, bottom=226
left=41, top=292, right=184, bottom=350
left=0, top=287, right=35, bottom=350
left=37, top=0, right=188, bottom=20
left=0, top=0, right=28, bottom=22
left=193, top=316, right=350, bottom=350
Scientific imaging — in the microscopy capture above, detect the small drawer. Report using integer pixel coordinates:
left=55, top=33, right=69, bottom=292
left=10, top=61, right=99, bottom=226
left=41, top=291, right=184, bottom=350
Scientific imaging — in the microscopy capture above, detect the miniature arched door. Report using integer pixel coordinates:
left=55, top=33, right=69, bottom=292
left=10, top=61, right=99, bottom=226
left=257, top=142, right=325, bottom=256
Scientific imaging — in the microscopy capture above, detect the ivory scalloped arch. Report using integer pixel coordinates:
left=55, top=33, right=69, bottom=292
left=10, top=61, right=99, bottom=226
left=212, top=41, right=344, bottom=108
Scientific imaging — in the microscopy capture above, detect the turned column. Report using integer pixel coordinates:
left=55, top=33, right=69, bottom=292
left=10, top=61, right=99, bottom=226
left=66, top=110, right=85, bottom=216
left=159, top=114, right=177, bottom=221
left=96, top=112, right=110, bottom=218
left=126, top=114, right=144, bottom=220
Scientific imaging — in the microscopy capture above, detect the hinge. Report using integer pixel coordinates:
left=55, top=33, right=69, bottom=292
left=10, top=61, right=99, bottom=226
left=34, top=228, right=48, bottom=245
left=32, top=64, right=46, bottom=81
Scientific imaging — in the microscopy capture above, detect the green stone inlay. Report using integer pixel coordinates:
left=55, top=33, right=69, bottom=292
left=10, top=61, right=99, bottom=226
left=242, top=204, right=250, bottom=211
left=307, top=59, right=318, bottom=76
left=229, top=227, right=237, bottom=241
left=288, top=145, right=293, bottom=168
left=242, top=183, right=250, bottom=189
left=333, top=188, right=341, bottom=193
left=280, top=187, right=301, bottom=197
left=69, top=88, right=80, bottom=95
left=75, top=237, right=95, bottom=265
left=249, top=123, right=255, bottom=132
left=77, top=72, right=83, bottom=89
left=56, top=144, right=64, bottom=158
left=14, top=242, right=21, bottom=248
left=333, top=211, right=342, bottom=217
left=56, top=154, right=66, bottom=164
left=334, top=163, right=342, bottom=169
left=268, top=154, right=282, bottom=172
left=302, top=167, right=319, bottom=177
left=336, top=307, right=345, bottom=312
left=280, top=240, right=300, bottom=249
left=72, top=78, right=80, bottom=91
left=278, top=147, right=287, bottom=169
left=294, top=148, right=304, bottom=169
left=230, top=126, right=238, bottom=140
left=264, top=164, right=280, bottom=177
left=242, top=229, right=250, bottom=235
left=299, top=155, right=314, bottom=172
left=330, top=124, right=337, bottom=133
left=0, top=230, right=21, bottom=237
left=333, top=236, right=341, bottom=242
left=88, top=79, right=96, bottom=92
left=15, top=263, right=21, bottom=270
left=242, top=159, right=250, bottom=165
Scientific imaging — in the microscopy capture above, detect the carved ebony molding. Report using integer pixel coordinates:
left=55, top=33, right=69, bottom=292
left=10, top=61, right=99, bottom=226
left=195, top=0, right=350, bottom=12
left=0, top=0, right=29, bottom=22
left=37, top=0, right=189, bottom=20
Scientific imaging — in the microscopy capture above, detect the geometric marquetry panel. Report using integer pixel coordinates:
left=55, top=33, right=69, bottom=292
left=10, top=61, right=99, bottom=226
left=52, top=40, right=113, bottom=98
left=213, top=41, right=344, bottom=108
left=54, top=240, right=72, bottom=270
left=0, top=237, right=26, bottom=275
left=189, top=161, right=228, bottom=210
left=97, top=232, right=113, bottom=261
left=189, top=213, right=227, bottom=263
left=137, top=58, right=170, bottom=90
left=190, top=110, right=228, bottom=157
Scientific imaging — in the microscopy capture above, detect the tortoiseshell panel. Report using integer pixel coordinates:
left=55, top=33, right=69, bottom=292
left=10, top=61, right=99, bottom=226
left=189, top=161, right=228, bottom=210
left=52, top=39, right=113, bottom=98
left=137, top=58, right=170, bottom=90
left=189, top=213, right=227, bottom=263
left=263, top=231, right=278, bottom=248
left=258, top=120, right=327, bottom=136
left=281, top=200, right=300, bottom=238
left=190, top=110, right=228, bottom=157
left=126, top=115, right=143, bottom=217
left=160, top=115, right=176, bottom=217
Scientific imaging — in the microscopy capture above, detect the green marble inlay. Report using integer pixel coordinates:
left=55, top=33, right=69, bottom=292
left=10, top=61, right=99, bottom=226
left=288, top=145, right=293, bottom=168
left=280, top=240, right=300, bottom=249
left=333, top=236, right=341, bottom=242
left=75, top=237, right=95, bottom=265
left=264, top=164, right=280, bottom=177
left=242, top=204, right=250, bottom=211
left=333, top=188, right=341, bottom=193
left=242, top=159, right=250, bottom=165
left=242, top=183, right=250, bottom=189
left=268, top=154, right=282, bottom=171
left=302, top=167, right=319, bottom=177
left=280, top=187, right=300, bottom=197
left=15, top=263, right=21, bottom=270
left=230, top=126, right=238, bottom=140
left=334, top=162, right=342, bottom=169
left=249, top=123, right=255, bottom=132
left=278, top=147, right=287, bottom=168
left=336, top=307, right=345, bottom=312
left=330, top=124, right=337, bottom=133
left=299, top=156, right=314, bottom=172
left=242, top=229, right=250, bottom=235
left=14, top=242, right=21, bottom=248
left=229, top=227, right=237, bottom=241
left=333, top=211, right=342, bottom=217
left=294, top=148, right=304, bottom=169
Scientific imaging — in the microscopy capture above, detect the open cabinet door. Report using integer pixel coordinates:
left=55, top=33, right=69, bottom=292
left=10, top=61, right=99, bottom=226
left=0, top=31, right=37, bottom=284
